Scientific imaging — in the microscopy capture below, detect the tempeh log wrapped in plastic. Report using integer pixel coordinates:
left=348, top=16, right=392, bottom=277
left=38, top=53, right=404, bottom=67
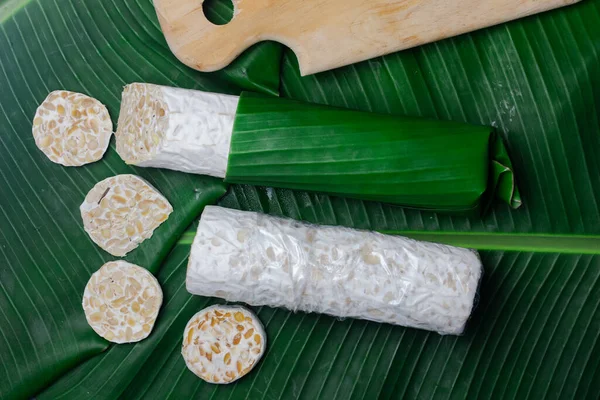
left=186, top=206, right=483, bottom=335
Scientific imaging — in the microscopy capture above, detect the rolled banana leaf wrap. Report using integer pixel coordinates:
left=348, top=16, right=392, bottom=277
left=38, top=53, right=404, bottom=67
left=186, top=206, right=483, bottom=335
left=226, top=92, right=521, bottom=214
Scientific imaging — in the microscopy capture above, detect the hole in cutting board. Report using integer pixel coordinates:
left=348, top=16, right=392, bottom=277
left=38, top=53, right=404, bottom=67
left=202, top=0, right=234, bottom=25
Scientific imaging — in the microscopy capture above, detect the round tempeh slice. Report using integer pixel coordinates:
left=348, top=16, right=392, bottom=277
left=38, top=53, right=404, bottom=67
left=80, top=174, right=173, bottom=257
left=182, top=305, right=266, bottom=384
left=32, top=90, right=112, bottom=166
left=82, top=261, right=163, bottom=343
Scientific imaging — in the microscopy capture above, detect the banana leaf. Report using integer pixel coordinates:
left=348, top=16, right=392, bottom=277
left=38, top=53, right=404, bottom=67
left=0, top=0, right=278, bottom=397
left=1, top=0, right=600, bottom=398
left=38, top=230, right=600, bottom=400
left=227, top=91, right=521, bottom=213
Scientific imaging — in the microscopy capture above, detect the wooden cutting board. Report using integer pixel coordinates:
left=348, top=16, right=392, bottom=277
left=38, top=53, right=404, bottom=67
left=154, top=0, right=580, bottom=76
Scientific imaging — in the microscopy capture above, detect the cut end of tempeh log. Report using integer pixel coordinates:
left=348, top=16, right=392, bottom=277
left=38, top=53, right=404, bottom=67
left=32, top=90, right=112, bottom=166
left=182, top=305, right=266, bottom=384
left=82, top=261, right=163, bottom=343
left=115, top=83, right=238, bottom=178
left=187, top=206, right=483, bottom=335
left=80, top=174, right=173, bottom=257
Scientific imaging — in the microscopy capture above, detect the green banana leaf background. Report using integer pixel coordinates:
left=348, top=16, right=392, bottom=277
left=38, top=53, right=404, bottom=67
left=0, top=0, right=599, bottom=398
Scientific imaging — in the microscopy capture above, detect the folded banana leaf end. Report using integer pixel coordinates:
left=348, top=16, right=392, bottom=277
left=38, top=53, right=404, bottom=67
left=487, top=131, right=522, bottom=212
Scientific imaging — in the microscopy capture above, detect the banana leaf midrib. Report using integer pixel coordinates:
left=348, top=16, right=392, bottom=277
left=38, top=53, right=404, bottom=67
left=177, top=230, right=600, bottom=255
left=0, top=0, right=33, bottom=23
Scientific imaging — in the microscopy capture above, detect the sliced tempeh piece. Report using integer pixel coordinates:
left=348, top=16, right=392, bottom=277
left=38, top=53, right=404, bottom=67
left=115, top=83, right=238, bottom=178
left=80, top=174, right=173, bottom=257
left=182, top=305, right=266, bottom=384
left=32, top=90, right=112, bottom=166
left=82, top=261, right=163, bottom=343
left=187, top=206, right=483, bottom=335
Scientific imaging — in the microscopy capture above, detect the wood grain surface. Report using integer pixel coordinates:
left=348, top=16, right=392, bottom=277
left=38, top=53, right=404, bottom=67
left=154, top=0, right=581, bottom=75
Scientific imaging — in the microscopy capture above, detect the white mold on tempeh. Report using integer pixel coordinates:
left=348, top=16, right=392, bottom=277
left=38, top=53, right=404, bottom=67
left=186, top=206, right=483, bottom=335
left=115, top=83, right=238, bottom=178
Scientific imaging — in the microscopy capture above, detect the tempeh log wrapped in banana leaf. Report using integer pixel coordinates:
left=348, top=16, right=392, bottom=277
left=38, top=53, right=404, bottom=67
left=116, top=84, right=521, bottom=214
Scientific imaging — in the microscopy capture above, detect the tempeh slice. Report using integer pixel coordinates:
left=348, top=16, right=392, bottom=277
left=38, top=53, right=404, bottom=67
left=182, top=305, right=266, bottom=384
left=82, top=261, right=163, bottom=343
left=80, top=174, right=173, bottom=257
left=33, top=90, right=112, bottom=166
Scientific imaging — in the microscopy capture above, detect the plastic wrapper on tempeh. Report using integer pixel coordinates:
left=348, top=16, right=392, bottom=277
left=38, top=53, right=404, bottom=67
left=186, top=206, right=483, bottom=335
